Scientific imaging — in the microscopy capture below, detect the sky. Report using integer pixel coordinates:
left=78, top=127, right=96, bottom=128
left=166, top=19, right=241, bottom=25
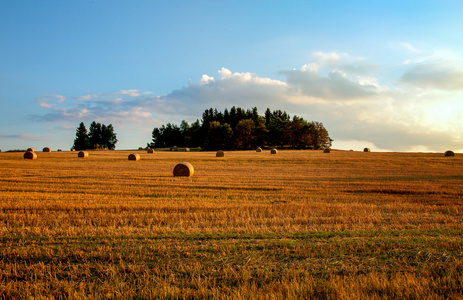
left=1, top=0, right=462, bottom=152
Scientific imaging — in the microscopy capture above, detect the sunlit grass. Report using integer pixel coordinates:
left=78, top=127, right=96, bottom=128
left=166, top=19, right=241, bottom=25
left=0, top=149, right=462, bottom=298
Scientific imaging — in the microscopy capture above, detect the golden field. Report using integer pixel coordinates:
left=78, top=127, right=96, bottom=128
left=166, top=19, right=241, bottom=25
left=0, top=149, right=462, bottom=299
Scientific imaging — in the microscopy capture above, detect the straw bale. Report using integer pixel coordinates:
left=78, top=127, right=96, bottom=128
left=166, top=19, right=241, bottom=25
left=173, top=162, right=194, bottom=177
left=271, top=148, right=278, bottom=154
left=78, top=151, right=89, bottom=158
left=256, top=147, right=262, bottom=152
left=128, top=153, right=141, bottom=161
left=363, top=148, right=370, bottom=152
left=185, top=148, right=190, bottom=152
left=444, top=150, right=455, bottom=157
left=27, top=148, right=35, bottom=152
left=43, top=147, right=51, bottom=152
left=24, top=151, right=37, bottom=159
left=147, top=148, right=155, bottom=153
left=323, top=148, right=331, bottom=153
left=216, top=150, right=224, bottom=157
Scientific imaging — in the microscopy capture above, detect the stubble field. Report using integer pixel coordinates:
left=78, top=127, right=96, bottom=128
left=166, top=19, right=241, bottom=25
left=0, top=149, right=462, bottom=299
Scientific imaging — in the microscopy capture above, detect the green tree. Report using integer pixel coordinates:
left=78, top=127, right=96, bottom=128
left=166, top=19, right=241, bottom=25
left=101, top=124, right=118, bottom=150
left=207, top=121, right=233, bottom=150
left=254, top=116, right=268, bottom=148
left=234, top=119, right=255, bottom=149
left=88, top=121, right=102, bottom=149
left=72, top=122, right=91, bottom=150
left=87, top=121, right=118, bottom=150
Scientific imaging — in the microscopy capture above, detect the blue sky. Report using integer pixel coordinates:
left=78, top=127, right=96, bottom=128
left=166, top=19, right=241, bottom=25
left=1, top=0, right=462, bottom=152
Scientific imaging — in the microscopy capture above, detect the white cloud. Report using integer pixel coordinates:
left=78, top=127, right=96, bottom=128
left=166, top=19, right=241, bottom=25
left=116, top=89, right=140, bottom=97
left=399, top=61, right=463, bottom=90
left=37, top=94, right=66, bottom=108
left=29, top=51, right=463, bottom=152
left=77, top=94, right=98, bottom=101
left=40, top=102, right=53, bottom=108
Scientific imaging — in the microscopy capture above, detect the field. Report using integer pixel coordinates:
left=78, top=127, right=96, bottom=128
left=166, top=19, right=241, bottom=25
left=0, top=149, right=462, bottom=299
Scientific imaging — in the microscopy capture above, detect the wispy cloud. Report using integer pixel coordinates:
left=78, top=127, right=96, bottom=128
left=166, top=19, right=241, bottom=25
left=0, top=133, right=44, bottom=140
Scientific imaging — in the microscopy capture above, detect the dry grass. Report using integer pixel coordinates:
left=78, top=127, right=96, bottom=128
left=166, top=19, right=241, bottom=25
left=0, top=149, right=462, bottom=298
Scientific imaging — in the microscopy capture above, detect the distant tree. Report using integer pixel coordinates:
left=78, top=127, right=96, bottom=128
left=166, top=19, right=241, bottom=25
left=147, top=106, right=331, bottom=151
left=72, top=122, right=91, bottom=150
left=84, top=121, right=118, bottom=150
left=101, top=124, right=118, bottom=150
left=234, top=119, right=255, bottom=149
left=207, top=121, right=233, bottom=150
left=253, top=116, right=268, bottom=148
left=88, top=121, right=102, bottom=149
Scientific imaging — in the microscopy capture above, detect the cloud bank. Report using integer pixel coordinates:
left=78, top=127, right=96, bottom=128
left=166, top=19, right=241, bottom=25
left=29, top=50, right=463, bottom=152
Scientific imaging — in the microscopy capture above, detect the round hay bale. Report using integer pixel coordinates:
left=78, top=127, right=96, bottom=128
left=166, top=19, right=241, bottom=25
left=128, top=153, right=141, bottom=161
left=147, top=148, right=155, bottom=153
left=24, top=151, right=37, bottom=159
left=71, top=149, right=76, bottom=152
left=323, top=148, right=331, bottom=153
left=444, top=150, right=455, bottom=157
left=27, top=148, right=35, bottom=152
left=271, top=148, right=278, bottom=154
left=57, top=149, right=62, bottom=152
left=170, top=146, right=178, bottom=151
left=173, top=162, right=194, bottom=177
left=43, top=147, right=51, bottom=152
left=363, top=148, right=370, bottom=152
left=78, top=151, right=89, bottom=158
left=256, top=147, right=262, bottom=152
left=216, top=150, right=224, bottom=157
left=185, top=147, right=190, bottom=152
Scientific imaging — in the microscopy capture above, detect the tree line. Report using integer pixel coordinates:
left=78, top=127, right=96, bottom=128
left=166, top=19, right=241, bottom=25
left=149, top=107, right=332, bottom=150
left=72, top=121, right=118, bottom=150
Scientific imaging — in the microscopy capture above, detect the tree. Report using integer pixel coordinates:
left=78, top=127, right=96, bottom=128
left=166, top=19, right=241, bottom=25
left=82, top=121, right=118, bottom=150
left=207, top=121, right=233, bottom=150
left=147, top=106, right=331, bottom=151
left=234, top=119, right=255, bottom=149
left=101, top=124, right=118, bottom=150
left=72, top=122, right=91, bottom=150
left=88, top=121, right=102, bottom=149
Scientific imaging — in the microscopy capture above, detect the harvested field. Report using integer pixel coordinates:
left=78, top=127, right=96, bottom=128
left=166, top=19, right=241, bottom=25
left=0, top=150, right=462, bottom=299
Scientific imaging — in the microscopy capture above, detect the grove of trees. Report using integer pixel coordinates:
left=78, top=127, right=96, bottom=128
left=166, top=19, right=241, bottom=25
left=149, top=107, right=332, bottom=150
left=72, top=121, right=118, bottom=150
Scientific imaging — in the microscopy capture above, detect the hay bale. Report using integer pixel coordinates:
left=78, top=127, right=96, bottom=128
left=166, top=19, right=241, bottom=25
left=170, top=146, right=178, bottom=151
left=27, top=148, right=35, bottom=152
left=24, top=151, right=37, bottom=159
left=128, top=153, right=141, bottom=161
left=78, top=151, right=89, bottom=158
left=43, top=147, right=51, bottom=152
left=173, top=162, right=194, bottom=177
left=363, top=148, right=370, bottom=152
left=271, top=148, right=278, bottom=154
left=444, top=150, right=455, bottom=157
left=147, top=148, right=155, bottom=153
left=256, top=147, right=262, bottom=152
left=185, top=148, right=190, bottom=152
left=71, top=149, right=76, bottom=152
left=216, top=150, right=224, bottom=157
left=323, top=148, right=331, bottom=153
